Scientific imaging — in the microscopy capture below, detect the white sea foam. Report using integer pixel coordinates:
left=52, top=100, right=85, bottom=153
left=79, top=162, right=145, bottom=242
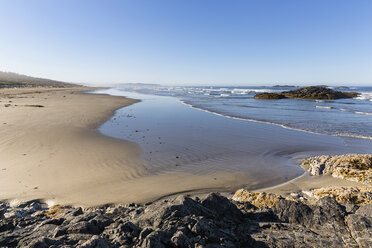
left=180, top=100, right=372, bottom=140
left=316, top=106, right=333, bottom=109
left=354, top=111, right=372, bottom=116
left=356, top=92, right=372, bottom=101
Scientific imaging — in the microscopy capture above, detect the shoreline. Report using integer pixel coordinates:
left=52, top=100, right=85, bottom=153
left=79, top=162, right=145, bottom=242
left=180, top=100, right=372, bottom=141
left=0, top=87, right=370, bottom=207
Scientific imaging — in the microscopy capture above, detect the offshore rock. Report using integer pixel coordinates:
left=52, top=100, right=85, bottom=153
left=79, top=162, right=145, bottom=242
left=254, top=86, right=359, bottom=100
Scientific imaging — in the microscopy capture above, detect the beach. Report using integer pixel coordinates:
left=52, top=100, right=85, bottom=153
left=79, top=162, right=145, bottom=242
left=1, top=87, right=370, bottom=207
left=1, top=87, right=371, bottom=247
left=0, top=88, right=262, bottom=206
left=0, top=88, right=143, bottom=206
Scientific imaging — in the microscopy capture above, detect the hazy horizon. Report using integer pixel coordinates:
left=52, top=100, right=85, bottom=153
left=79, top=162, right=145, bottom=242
left=1, top=0, right=371, bottom=86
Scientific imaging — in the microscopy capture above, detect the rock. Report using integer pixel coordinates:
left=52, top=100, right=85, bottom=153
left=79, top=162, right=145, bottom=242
left=0, top=221, right=14, bottom=233
left=191, top=217, right=217, bottom=240
left=254, top=92, right=287, bottom=99
left=346, top=206, right=372, bottom=248
left=301, top=154, right=372, bottom=185
left=119, top=221, right=141, bottom=237
left=312, top=197, right=347, bottom=233
left=254, top=86, right=359, bottom=100
left=141, top=230, right=166, bottom=248
left=201, top=193, right=243, bottom=219
left=90, top=215, right=113, bottom=233
left=274, top=199, right=313, bottom=226
left=310, top=186, right=372, bottom=205
left=24, top=201, right=42, bottom=214
left=42, top=217, right=64, bottom=226
left=139, top=227, right=153, bottom=240
left=1, top=192, right=370, bottom=247
left=170, top=230, right=191, bottom=247
left=233, top=190, right=282, bottom=208
left=343, top=202, right=358, bottom=213
left=52, top=226, right=66, bottom=238
left=22, top=237, right=57, bottom=248
left=355, top=204, right=372, bottom=216
left=66, top=221, right=100, bottom=234
left=135, top=195, right=213, bottom=228
left=4, top=210, right=27, bottom=219
left=43, top=205, right=67, bottom=219
left=77, top=235, right=113, bottom=248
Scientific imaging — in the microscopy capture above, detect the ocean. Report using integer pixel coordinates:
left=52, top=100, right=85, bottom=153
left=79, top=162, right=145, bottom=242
left=113, top=85, right=372, bottom=140
left=91, top=86, right=372, bottom=190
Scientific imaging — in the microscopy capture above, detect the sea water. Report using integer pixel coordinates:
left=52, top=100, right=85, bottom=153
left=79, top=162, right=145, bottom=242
left=91, top=87, right=372, bottom=190
left=114, top=85, right=372, bottom=140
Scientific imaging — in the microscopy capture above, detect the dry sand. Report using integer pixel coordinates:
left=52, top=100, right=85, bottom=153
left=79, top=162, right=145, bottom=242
left=0, top=88, right=254, bottom=206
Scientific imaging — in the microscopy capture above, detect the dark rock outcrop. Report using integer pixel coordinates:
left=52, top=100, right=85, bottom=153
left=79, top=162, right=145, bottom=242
left=254, top=86, right=359, bottom=100
left=1, top=193, right=371, bottom=247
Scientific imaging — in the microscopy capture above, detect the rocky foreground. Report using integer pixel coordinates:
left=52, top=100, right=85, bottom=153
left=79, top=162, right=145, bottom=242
left=254, top=86, right=359, bottom=100
left=1, top=192, right=371, bottom=248
left=1, top=154, right=371, bottom=248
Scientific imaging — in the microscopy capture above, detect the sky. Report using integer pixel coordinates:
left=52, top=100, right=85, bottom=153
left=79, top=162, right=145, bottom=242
left=0, top=0, right=371, bottom=86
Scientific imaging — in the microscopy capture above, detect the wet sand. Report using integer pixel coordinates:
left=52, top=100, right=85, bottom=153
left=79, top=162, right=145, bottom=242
left=258, top=172, right=368, bottom=196
left=0, top=88, right=142, bottom=206
left=1, top=87, right=371, bottom=207
left=0, top=88, right=254, bottom=206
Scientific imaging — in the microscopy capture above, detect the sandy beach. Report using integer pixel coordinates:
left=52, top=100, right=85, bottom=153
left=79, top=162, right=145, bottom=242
left=1, top=87, right=369, bottom=207
left=0, top=88, right=257, bottom=206
left=0, top=88, right=142, bottom=206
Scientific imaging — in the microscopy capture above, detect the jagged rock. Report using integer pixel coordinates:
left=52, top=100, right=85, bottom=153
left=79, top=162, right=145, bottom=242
left=77, top=235, right=113, bottom=248
left=355, top=204, right=372, bottom=216
left=0, top=221, right=14, bottom=232
left=201, top=193, right=243, bottom=219
left=301, top=154, right=372, bottom=185
left=52, top=226, right=66, bottom=238
left=274, top=198, right=313, bottom=226
left=254, top=86, right=359, bottom=100
left=140, top=230, right=166, bottom=248
left=171, top=230, right=191, bottom=247
left=66, top=221, right=100, bottom=234
left=20, top=237, right=58, bottom=248
left=310, top=186, right=372, bottom=205
left=118, top=221, right=141, bottom=237
left=344, top=202, right=359, bottom=213
left=233, top=190, right=283, bottom=208
left=139, top=227, right=153, bottom=240
left=1, top=192, right=371, bottom=247
left=346, top=205, right=372, bottom=248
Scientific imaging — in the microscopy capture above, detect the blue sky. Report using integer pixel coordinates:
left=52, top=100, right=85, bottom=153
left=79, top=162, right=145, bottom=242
left=0, top=0, right=371, bottom=86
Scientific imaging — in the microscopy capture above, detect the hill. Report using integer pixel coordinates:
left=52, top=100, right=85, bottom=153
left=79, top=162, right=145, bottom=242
left=0, top=71, right=79, bottom=88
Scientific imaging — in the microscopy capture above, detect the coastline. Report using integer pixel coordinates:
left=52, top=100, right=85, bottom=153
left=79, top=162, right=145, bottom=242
left=0, top=88, right=277, bottom=206
left=0, top=87, right=370, bottom=207
left=1, top=87, right=371, bottom=247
